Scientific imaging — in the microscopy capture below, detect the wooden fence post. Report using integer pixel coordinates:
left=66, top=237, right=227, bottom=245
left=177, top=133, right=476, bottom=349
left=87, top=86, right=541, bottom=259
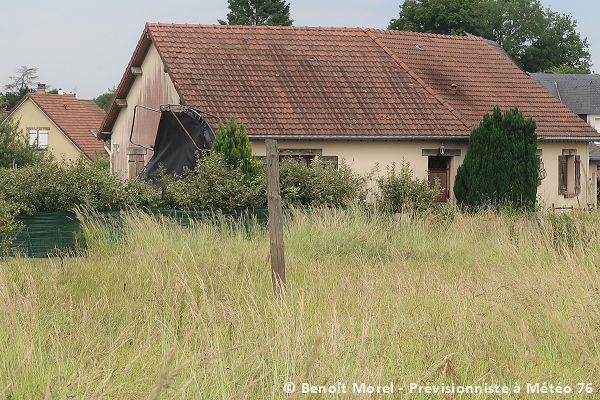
left=266, top=139, right=286, bottom=298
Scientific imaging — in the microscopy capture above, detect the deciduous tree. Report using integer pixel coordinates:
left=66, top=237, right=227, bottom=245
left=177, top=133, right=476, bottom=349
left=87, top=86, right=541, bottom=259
left=93, top=87, right=116, bottom=111
left=388, top=0, right=481, bottom=36
left=388, top=0, right=591, bottom=73
left=0, top=115, right=53, bottom=169
left=218, top=0, right=293, bottom=26
left=4, top=66, right=39, bottom=93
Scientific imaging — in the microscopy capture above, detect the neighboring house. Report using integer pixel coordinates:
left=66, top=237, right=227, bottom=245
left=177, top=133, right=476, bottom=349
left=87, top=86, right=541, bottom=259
left=6, top=91, right=107, bottom=161
left=98, top=24, right=600, bottom=208
left=528, top=74, right=600, bottom=129
left=529, top=73, right=600, bottom=202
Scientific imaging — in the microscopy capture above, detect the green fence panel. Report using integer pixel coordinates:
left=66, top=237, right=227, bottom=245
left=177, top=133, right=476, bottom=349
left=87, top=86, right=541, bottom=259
left=10, top=208, right=270, bottom=258
left=13, top=211, right=81, bottom=258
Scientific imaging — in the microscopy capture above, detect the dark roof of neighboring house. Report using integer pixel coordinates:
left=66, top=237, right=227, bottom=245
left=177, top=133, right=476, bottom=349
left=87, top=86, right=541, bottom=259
left=464, top=32, right=519, bottom=67
left=100, top=24, right=600, bottom=141
left=528, top=73, right=600, bottom=116
left=12, top=93, right=106, bottom=159
left=590, top=141, right=600, bottom=162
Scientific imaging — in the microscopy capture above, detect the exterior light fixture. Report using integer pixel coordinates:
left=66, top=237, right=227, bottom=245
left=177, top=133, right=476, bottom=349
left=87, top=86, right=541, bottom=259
left=439, top=142, right=445, bottom=155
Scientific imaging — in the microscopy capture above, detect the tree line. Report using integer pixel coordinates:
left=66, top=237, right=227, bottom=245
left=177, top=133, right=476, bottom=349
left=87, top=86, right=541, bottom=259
left=218, top=0, right=590, bottom=73
left=0, top=0, right=591, bottom=114
left=388, top=0, right=591, bottom=73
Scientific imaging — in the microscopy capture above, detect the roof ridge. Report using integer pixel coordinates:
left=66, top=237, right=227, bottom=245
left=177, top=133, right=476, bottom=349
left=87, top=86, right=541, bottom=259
left=363, top=29, right=473, bottom=131
left=364, top=28, right=482, bottom=41
left=147, top=22, right=364, bottom=32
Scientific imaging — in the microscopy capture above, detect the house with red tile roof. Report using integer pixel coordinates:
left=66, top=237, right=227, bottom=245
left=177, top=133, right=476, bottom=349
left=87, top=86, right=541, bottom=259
left=7, top=92, right=107, bottom=161
left=99, top=23, right=600, bottom=208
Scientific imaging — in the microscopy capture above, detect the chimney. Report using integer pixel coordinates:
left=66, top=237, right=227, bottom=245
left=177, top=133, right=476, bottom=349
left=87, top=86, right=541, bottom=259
left=37, top=83, right=46, bottom=93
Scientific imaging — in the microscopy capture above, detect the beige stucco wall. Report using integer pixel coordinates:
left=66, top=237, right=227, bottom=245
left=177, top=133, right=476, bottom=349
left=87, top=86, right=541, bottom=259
left=9, top=98, right=81, bottom=161
left=587, top=114, right=600, bottom=132
left=251, top=139, right=592, bottom=209
left=537, top=141, right=592, bottom=209
left=251, top=139, right=469, bottom=203
left=110, top=42, right=180, bottom=178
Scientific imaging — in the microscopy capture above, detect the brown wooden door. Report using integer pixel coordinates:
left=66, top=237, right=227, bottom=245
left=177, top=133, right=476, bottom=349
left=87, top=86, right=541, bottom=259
left=428, top=157, right=450, bottom=202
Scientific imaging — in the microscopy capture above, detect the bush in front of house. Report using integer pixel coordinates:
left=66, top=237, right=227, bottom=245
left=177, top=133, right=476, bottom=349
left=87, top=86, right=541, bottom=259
left=278, top=156, right=367, bottom=206
left=211, top=116, right=262, bottom=182
left=157, top=153, right=263, bottom=210
left=0, top=115, right=54, bottom=169
left=0, top=152, right=369, bottom=213
left=0, top=158, right=161, bottom=214
left=453, top=106, right=538, bottom=211
left=376, top=159, right=442, bottom=214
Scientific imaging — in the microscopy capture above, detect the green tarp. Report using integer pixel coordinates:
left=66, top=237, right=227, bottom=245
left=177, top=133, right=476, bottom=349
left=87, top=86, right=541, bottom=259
left=10, top=208, right=269, bottom=258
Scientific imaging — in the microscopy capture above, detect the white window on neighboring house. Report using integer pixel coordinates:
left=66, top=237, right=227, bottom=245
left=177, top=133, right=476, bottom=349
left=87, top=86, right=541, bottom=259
left=559, top=149, right=581, bottom=198
left=29, top=129, right=49, bottom=149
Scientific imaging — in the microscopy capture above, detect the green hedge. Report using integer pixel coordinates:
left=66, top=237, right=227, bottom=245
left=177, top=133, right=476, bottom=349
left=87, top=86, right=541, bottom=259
left=0, top=154, right=367, bottom=213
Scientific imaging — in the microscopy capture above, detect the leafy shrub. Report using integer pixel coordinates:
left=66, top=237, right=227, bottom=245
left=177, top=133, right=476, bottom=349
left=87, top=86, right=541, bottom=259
left=157, top=153, right=260, bottom=210
left=0, top=158, right=160, bottom=213
left=0, top=115, right=54, bottom=168
left=279, top=156, right=367, bottom=206
left=376, top=159, right=441, bottom=214
left=0, top=199, right=22, bottom=258
left=0, top=152, right=368, bottom=213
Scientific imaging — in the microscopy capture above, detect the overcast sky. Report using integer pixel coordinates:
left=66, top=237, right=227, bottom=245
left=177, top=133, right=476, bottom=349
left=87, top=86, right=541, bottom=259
left=1, top=0, right=598, bottom=100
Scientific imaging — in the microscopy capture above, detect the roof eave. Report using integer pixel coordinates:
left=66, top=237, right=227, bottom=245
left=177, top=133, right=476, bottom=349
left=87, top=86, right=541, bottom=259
left=98, top=24, right=154, bottom=140
left=99, top=23, right=187, bottom=141
left=539, top=136, right=600, bottom=141
left=247, top=135, right=470, bottom=141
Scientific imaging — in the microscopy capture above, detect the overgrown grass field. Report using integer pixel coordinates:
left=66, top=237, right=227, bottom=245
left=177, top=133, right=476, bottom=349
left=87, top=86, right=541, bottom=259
left=0, top=208, right=599, bottom=399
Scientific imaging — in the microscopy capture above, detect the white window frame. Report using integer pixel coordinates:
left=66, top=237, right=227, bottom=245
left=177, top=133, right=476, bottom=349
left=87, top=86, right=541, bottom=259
left=29, top=129, right=49, bottom=149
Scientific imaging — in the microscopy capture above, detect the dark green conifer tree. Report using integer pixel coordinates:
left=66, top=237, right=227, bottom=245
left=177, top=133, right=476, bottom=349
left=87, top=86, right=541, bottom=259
left=211, top=116, right=260, bottom=181
left=454, top=106, right=538, bottom=210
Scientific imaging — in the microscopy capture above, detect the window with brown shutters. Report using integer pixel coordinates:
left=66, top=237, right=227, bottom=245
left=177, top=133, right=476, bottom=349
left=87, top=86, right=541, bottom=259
left=559, top=150, right=580, bottom=197
left=559, top=155, right=567, bottom=194
left=574, top=155, right=581, bottom=195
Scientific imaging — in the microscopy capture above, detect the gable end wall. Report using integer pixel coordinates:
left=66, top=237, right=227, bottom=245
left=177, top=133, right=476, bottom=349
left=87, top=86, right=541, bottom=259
left=111, top=42, right=180, bottom=177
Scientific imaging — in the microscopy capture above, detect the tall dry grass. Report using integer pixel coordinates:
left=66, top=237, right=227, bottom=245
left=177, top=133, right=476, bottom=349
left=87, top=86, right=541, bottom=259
left=0, top=208, right=599, bottom=399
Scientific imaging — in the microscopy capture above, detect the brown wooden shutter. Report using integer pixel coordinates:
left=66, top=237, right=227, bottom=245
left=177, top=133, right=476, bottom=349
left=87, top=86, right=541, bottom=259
left=128, top=154, right=145, bottom=179
left=559, top=155, right=567, bottom=194
left=575, top=155, right=581, bottom=194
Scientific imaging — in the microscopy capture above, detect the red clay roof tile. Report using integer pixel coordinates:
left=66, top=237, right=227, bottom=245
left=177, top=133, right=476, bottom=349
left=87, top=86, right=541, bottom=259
left=368, top=29, right=596, bottom=138
left=145, top=23, right=471, bottom=138
left=101, top=24, right=599, bottom=140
